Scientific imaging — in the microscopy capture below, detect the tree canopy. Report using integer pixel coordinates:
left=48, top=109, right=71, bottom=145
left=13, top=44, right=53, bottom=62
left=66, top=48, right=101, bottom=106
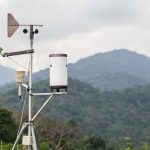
left=0, top=108, right=17, bottom=142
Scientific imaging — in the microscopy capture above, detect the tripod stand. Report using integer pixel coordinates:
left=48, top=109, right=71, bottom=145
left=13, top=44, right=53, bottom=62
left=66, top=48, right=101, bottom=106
left=11, top=91, right=66, bottom=150
left=12, top=122, right=38, bottom=150
left=11, top=93, right=55, bottom=150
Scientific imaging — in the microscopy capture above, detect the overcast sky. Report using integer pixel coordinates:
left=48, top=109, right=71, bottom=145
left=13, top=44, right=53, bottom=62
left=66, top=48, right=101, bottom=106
left=0, top=0, right=150, bottom=72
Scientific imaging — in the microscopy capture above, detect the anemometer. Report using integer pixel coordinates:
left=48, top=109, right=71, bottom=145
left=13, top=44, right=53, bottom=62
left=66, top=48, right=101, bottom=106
left=0, top=13, right=68, bottom=150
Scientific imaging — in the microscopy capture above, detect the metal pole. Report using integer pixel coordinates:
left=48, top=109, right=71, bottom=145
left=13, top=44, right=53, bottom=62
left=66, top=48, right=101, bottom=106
left=31, top=126, right=39, bottom=150
left=28, top=25, right=34, bottom=150
left=31, top=94, right=54, bottom=122
left=31, top=92, right=67, bottom=96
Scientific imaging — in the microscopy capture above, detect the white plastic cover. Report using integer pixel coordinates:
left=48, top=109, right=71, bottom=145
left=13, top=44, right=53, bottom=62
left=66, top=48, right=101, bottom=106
left=22, top=135, right=32, bottom=146
left=16, top=71, right=25, bottom=84
left=49, top=54, right=68, bottom=89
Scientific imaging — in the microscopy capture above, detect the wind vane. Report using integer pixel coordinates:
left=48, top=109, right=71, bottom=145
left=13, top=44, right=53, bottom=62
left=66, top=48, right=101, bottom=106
left=8, top=13, right=19, bottom=37
left=8, top=13, right=43, bottom=38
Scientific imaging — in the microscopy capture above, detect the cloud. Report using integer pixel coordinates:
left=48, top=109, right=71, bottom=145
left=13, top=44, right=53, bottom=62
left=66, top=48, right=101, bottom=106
left=6, top=0, right=149, bottom=39
left=0, top=0, right=150, bottom=71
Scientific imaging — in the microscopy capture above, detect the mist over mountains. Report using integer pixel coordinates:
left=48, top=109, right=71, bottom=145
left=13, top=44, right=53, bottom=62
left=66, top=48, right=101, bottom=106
left=0, top=65, right=15, bottom=85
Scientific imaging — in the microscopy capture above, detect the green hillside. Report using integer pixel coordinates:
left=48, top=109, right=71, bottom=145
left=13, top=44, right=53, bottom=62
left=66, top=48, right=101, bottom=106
left=0, top=65, right=15, bottom=85
left=1, top=78, right=150, bottom=144
left=69, top=49, right=150, bottom=90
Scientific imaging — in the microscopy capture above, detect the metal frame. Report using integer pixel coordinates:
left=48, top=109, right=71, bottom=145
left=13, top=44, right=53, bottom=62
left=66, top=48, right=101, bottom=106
left=1, top=22, right=67, bottom=149
left=1, top=49, right=34, bottom=57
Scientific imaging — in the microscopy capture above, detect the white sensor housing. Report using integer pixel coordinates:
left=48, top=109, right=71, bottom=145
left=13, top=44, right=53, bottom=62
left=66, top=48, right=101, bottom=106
left=16, top=71, right=25, bottom=84
left=49, top=54, right=68, bottom=92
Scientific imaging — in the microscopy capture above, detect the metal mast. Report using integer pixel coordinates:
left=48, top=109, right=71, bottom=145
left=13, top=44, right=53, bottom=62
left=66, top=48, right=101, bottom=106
left=28, top=25, right=34, bottom=150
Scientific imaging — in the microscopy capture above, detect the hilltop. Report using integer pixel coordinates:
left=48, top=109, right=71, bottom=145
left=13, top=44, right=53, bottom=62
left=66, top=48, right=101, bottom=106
left=34, top=49, right=150, bottom=90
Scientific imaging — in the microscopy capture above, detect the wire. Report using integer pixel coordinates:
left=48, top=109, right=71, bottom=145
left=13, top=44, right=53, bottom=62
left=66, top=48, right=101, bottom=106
left=17, top=57, right=30, bottom=135
left=8, top=56, right=28, bottom=71
left=17, top=91, right=28, bottom=136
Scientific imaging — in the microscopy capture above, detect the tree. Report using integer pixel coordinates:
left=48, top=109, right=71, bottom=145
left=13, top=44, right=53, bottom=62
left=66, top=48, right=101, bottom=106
left=37, top=118, right=81, bottom=150
left=0, top=108, right=17, bottom=142
left=141, top=143, right=149, bottom=150
left=84, top=135, right=106, bottom=150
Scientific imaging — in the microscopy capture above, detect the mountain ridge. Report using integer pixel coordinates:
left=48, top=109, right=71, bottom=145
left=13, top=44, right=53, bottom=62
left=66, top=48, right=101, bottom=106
left=33, top=49, right=150, bottom=90
left=0, top=64, right=15, bottom=85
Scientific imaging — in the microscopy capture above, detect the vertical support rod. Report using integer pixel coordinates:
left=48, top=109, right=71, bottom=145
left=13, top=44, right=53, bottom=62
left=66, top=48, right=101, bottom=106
left=28, top=25, right=34, bottom=150
left=31, top=126, right=39, bottom=150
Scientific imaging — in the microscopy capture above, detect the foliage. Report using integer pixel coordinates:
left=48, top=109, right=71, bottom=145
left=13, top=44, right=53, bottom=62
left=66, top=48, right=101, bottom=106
left=36, top=117, right=81, bottom=150
left=40, top=142, right=49, bottom=150
left=141, top=143, right=149, bottom=150
left=0, top=108, right=17, bottom=142
left=2, top=78, right=150, bottom=144
left=1, top=143, right=12, bottom=150
left=83, top=135, right=106, bottom=150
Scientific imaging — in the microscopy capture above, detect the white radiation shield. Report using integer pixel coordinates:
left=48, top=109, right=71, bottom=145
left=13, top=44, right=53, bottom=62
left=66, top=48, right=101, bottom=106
left=49, top=54, right=68, bottom=92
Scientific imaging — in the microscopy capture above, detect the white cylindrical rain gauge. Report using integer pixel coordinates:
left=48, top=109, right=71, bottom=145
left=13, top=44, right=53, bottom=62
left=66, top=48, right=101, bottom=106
left=49, top=54, right=68, bottom=92
left=16, top=71, right=25, bottom=84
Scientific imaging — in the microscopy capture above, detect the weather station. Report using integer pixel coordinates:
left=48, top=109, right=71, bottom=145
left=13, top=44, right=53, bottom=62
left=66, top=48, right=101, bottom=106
left=0, top=13, right=68, bottom=150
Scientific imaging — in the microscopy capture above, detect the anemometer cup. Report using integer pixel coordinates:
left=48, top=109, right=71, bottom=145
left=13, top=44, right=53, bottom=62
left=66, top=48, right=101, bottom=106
left=23, top=29, right=28, bottom=34
left=34, top=29, right=39, bottom=34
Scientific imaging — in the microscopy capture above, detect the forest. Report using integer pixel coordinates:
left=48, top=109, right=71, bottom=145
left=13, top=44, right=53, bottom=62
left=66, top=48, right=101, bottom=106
left=0, top=78, right=150, bottom=149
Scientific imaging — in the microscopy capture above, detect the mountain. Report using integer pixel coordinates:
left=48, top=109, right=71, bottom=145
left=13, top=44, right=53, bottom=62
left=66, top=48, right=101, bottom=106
left=1, top=49, right=150, bottom=90
left=69, top=49, right=150, bottom=90
left=33, top=49, right=150, bottom=90
left=2, top=78, right=150, bottom=144
left=0, top=65, right=15, bottom=85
